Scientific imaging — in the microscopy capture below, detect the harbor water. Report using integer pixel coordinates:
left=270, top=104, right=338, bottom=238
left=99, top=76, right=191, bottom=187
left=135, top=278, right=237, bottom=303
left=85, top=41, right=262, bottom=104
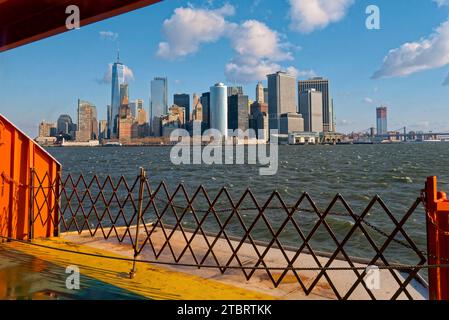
left=46, top=143, right=449, bottom=266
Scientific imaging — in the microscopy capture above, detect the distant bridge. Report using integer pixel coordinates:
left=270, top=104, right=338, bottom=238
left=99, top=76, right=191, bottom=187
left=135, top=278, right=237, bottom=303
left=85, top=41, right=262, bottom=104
left=358, top=127, right=449, bottom=141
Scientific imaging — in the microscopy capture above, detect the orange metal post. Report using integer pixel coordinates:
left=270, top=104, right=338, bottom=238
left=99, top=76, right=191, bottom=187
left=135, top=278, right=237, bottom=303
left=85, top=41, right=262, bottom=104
left=425, top=176, right=449, bottom=300
left=0, top=114, right=61, bottom=241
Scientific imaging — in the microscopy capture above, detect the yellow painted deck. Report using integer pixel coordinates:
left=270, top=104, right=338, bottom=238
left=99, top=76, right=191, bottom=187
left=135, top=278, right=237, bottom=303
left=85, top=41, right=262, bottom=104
left=0, top=238, right=275, bottom=300
left=0, top=226, right=429, bottom=300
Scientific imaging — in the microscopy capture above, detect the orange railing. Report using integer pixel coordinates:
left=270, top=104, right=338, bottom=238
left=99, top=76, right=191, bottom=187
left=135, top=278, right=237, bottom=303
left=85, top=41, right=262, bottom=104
left=0, top=114, right=61, bottom=240
left=424, top=176, right=449, bottom=300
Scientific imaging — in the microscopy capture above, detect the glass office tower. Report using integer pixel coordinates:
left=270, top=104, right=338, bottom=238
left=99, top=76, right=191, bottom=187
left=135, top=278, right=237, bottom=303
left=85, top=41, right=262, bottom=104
left=110, top=60, right=125, bottom=138
left=150, top=77, right=168, bottom=135
left=210, top=83, right=228, bottom=138
left=376, top=106, right=388, bottom=135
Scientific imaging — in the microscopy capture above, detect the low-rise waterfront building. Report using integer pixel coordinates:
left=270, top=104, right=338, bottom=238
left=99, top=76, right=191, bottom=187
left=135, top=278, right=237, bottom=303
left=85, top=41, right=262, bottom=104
left=288, top=132, right=320, bottom=145
left=35, top=136, right=57, bottom=146
left=321, top=132, right=344, bottom=144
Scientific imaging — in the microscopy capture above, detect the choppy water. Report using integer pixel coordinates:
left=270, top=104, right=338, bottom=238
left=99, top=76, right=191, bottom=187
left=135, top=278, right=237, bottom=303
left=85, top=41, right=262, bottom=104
left=46, top=143, right=449, bottom=267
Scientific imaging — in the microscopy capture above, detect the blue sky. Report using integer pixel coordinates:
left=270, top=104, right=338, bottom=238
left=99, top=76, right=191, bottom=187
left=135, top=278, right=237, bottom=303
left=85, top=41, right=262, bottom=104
left=1, top=0, right=449, bottom=136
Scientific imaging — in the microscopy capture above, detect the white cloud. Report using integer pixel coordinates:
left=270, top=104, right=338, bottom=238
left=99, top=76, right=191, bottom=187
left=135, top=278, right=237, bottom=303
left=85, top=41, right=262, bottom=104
left=225, top=19, right=301, bottom=82
left=372, top=18, right=449, bottom=79
left=364, top=97, right=374, bottom=104
left=225, top=60, right=284, bottom=83
left=224, top=60, right=314, bottom=83
left=288, top=0, right=354, bottom=33
left=435, top=0, right=449, bottom=7
left=99, top=63, right=134, bottom=84
left=294, top=68, right=317, bottom=78
left=99, top=31, right=119, bottom=40
left=228, top=20, right=293, bottom=62
left=156, top=4, right=234, bottom=59
left=157, top=5, right=304, bottom=83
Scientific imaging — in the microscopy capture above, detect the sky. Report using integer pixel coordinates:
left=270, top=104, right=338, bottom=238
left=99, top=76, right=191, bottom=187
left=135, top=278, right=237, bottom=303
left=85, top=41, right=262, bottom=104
left=1, top=0, right=449, bottom=136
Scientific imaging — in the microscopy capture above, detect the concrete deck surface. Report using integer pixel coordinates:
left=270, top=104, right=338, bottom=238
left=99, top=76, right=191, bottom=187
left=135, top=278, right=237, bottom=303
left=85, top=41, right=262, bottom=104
left=59, top=225, right=428, bottom=300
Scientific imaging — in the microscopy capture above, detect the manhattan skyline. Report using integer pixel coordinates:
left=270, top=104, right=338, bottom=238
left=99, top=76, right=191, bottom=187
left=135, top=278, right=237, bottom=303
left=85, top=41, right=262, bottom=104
left=1, top=0, right=449, bottom=137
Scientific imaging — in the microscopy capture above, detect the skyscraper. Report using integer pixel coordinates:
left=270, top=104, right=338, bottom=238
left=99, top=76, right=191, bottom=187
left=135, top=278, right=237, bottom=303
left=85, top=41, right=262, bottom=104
left=38, top=121, right=56, bottom=138
left=200, top=92, right=210, bottom=130
left=192, top=94, right=203, bottom=122
left=249, top=104, right=269, bottom=141
left=174, top=93, right=190, bottom=123
left=298, top=77, right=334, bottom=132
left=256, top=82, right=264, bottom=103
left=161, top=106, right=184, bottom=137
left=110, top=57, right=125, bottom=138
left=267, top=71, right=297, bottom=131
left=228, top=94, right=249, bottom=132
left=129, top=101, right=137, bottom=119
left=263, top=88, right=268, bottom=104
left=250, top=101, right=268, bottom=116
left=136, top=99, right=144, bottom=109
left=99, top=120, right=108, bottom=140
left=376, top=106, right=388, bottom=135
left=118, top=104, right=136, bottom=141
left=210, top=83, right=228, bottom=138
left=77, top=99, right=98, bottom=142
left=136, top=107, right=149, bottom=137
left=107, top=105, right=112, bottom=138
left=57, top=114, right=75, bottom=137
left=299, top=89, right=323, bottom=133
left=120, top=84, right=129, bottom=106
left=227, top=86, right=243, bottom=97
left=279, top=113, right=304, bottom=134
left=150, top=77, right=168, bottom=135
left=129, top=99, right=144, bottom=119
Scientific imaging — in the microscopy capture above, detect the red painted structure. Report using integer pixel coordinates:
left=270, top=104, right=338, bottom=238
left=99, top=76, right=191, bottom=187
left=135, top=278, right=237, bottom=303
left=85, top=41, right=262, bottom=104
left=0, top=114, right=61, bottom=240
left=0, top=0, right=161, bottom=52
left=425, top=176, right=449, bottom=300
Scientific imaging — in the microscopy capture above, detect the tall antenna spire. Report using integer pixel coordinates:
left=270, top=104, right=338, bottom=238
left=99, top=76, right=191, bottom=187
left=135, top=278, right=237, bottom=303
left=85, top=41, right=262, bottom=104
left=116, top=41, right=120, bottom=62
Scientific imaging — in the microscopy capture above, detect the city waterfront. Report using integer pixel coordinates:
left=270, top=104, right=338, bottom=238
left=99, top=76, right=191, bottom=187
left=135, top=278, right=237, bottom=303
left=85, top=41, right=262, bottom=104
left=47, top=142, right=449, bottom=265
